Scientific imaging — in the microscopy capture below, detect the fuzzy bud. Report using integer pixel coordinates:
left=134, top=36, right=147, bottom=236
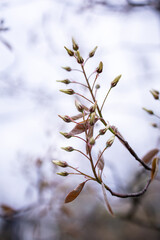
left=150, top=89, right=159, bottom=100
left=89, top=101, right=97, bottom=113
left=142, top=107, right=154, bottom=115
left=89, top=137, right=95, bottom=145
left=58, top=115, right=72, bottom=123
left=57, top=171, right=69, bottom=176
left=56, top=79, right=71, bottom=84
left=96, top=61, right=103, bottom=73
left=111, top=75, right=121, bottom=88
left=90, top=112, right=96, bottom=126
left=72, top=38, right=79, bottom=51
left=95, top=84, right=100, bottom=89
left=62, top=66, right=72, bottom=72
left=89, top=46, right=98, bottom=58
left=60, top=89, right=75, bottom=95
left=61, top=146, right=74, bottom=152
left=64, top=46, right=74, bottom=56
left=52, top=160, right=68, bottom=168
left=99, top=128, right=107, bottom=135
left=60, top=132, right=72, bottom=139
left=106, top=135, right=115, bottom=147
left=75, top=100, right=84, bottom=112
left=75, top=51, right=84, bottom=64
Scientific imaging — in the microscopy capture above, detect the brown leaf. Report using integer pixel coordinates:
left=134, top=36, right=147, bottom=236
left=65, top=181, right=86, bottom=203
left=97, top=151, right=104, bottom=171
left=151, top=157, right=159, bottom=181
left=101, top=182, right=114, bottom=216
left=71, top=113, right=87, bottom=121
left=1, top=204, right=17, bottom=216
left=142, top=148, right=159, bottom=165
left=69, top=120, right=89, bottom=136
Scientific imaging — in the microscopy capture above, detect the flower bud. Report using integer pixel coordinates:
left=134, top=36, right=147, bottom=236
left=58, top=115, right=72, bottom=123
left=75, top=100, right=84, bottom=112
left=111, top=75, right=121, bottom=88
left=96, top=61, right=103, bottom=73
left=106, top=135, right=115, bottom=147
left=60, top=132, right=72, bottom=139
left=99, top=128, right=107, bottom=135
left=90, top=112, right=96, bottom=126
left=72, top=38, right=79, bottom=51
left=95, top=84, right=100, bottom=89
left=89, top=46, right=98, bottom=58
left=56, top=79, right=71, bottom=84
left=52, top=160, right=68, bottom=168
left=75, top=51, right=84, bottom=64
left=89, top=101, right=97, bottom=113
left=150, top=89, right=159, bottom=100
left=60, top=89, right=75, bottom=95
left=62, top=66, right=72, bottom=72
left=61, top=146, right=74, bottom=152
left=64, top=46, right=74, bottom=56
left=89, top=137, right=95, bottom=145
left=142, top=107, right=154, bottom=115
left=151, top=123, right=158, bottom=128
left=57, top=171, right=69, bottom=176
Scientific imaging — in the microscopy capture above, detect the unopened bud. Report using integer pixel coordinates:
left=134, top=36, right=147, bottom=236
left=142, top=107, right=154, bottom=115
left=90, top=112, right=96, bottom=126
left=75, top=51, right=84, bottom=64
left=106, top=135, right=115, bottom=147
left=56, top=79, right=71, bottom=84
left=75, top=100, right=84, bottom=112
left=96, top=61, right=103, bottom=73
left=60, top=89, right=75, bottom=95
left=111, top=75, right=121, bottom=88
left=89, top=46, right=98, bottom=58
left=57, top=171, right=69, bottom=176
left=89, top=137, right=95, bottom=145
left=52, top=160, right=68, bottom=168
left=151, top=123, right=158, bottom=128
left=62, top=66, right=72, bottom=72
left=58, top=115, right=72, bottom=123
left=90, top=101, right=97, bottom=113
left=95, top=84, right=100, bottom=89
left=72, top=38, right=79, bottom=51
left=61, top=146, right=74, bottom=152
left=60, top=132, right=72, bottom=139
left=64, top=46, right=74, bottom=56
left=150, top=89, right=159, bottom=100
left=99, top=128, right=107, bottom=135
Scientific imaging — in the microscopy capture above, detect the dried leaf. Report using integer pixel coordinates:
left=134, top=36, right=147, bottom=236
left=101, top=182, right=114, bottom=216
left=151, top=157, right=159, bottom=181
left=69, top=121, right=89, bottom=136
left=65, top=181, right=86, bottom=203
left=142, top=148, right=159, bottom=165
left=97, top=151, right=104, bottom=171
left=1, top=204, right=17, bottom=216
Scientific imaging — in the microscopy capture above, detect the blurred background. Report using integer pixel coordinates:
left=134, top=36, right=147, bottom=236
left=0, top=0, right=160, bottom=239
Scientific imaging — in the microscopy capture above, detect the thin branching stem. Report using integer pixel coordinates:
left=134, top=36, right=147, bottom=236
left=75, top=92, right=94, bottom=104
left=100, top=87, right=112, bottom=111
left=92, top=73, right=99, bottom=91
left=68, top=165, right=95, bottom=180
left=71, top=81, right=88, bottom=88
left=95, top=146, right=107, bottom=169
left=74, top=149, right=90, bottom=161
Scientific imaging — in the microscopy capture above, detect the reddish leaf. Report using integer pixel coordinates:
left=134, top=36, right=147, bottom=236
left=142, top=148, right=159, bottom=165
left=69, top=120, right=89, bottom=136
left=97, top=151, right=104, bottom=172
left=65, top=181, right=86, bottom=203
left=101, top=182, right=114, bottom=216
left=71, top=112, right=87, bottom=121
left=151, top=157, right=159, bottom=181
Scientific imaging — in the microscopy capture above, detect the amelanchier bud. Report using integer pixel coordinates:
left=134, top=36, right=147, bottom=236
left=95, top=84, right=100, bottom=89
left=60, top=132, right=72, bottom=139
left=90, top=112, right=96, bottom=126
left=89, top=101, right=97, bottom=113
left=64, top=46, right=74, bottom=56
left=106, top=135, right=115, bottom=147
left=57, top=171, right=69, bottom=176
left=142, top=107, right=154, bottom=115
left=72, top=38, right=79, bottom=51
left=150, top=89, right=159, bottom=100
left=111, top=75, right=121, bottom=88
left=56, top=79, right=71, bottom=84
left=89, top=46, right=98, bottom=58
left=61, top=146, right=74, bottom=152
left=75, top=100, right=84, bottom=112
left=75, top=51, right=84, bottom=64
left=62, top=66, right=72, bottom=72
left=99, top=128, right=107, bottom=135
left=60, top=89, right=75, bottom=95
left=89, top=137, right=95, bottom=145
left=58, top=115, right=72, bottom=123
left=96, top=61, right=103, bottom=73
left=52, top=160, right=68, bottom=168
